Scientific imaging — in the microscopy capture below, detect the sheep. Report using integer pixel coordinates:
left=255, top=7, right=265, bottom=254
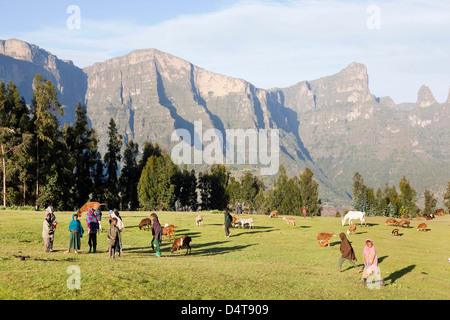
left=170, top=236, right=192, bottom=255
left=269, top=210, right=278, bottom=218
left=283, top=217, right=296, bottom=227
left=235, top=218, right=254, bottom=229
left=139, top=218, right=151, bottom=231
left=163, top=224, right=175, bottom=241
left=398, top=219, right=410, bottom=228
left=391, top=228, right=400, bottom=236
left=385, top=218, right=398, bottom=226
left=317, top=232, right=336, bottom=247
left=196, top=215, right=203, bottom=227
left=347, top=224, right=357, bottom=235
left=417, top=223, right=427, bottom=232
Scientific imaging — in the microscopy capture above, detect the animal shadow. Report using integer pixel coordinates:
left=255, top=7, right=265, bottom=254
left=385, top=264, right=416, bottom=285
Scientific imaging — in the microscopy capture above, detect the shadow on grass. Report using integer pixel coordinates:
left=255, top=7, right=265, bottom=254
left=175, top=243, right=256, bottom=257
left=385, top=264, right=416, bottom=284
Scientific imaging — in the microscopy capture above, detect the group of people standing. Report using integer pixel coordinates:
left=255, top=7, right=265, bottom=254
left=41, top=206, right=125, bottom=258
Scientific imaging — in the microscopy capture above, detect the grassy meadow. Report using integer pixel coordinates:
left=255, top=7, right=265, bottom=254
left=0, top=210, right=448, bottom=300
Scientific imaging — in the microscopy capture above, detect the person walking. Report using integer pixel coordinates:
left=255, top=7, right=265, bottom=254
left=42, top=212, right=54, bottom=253
left=337, top=233, right=361, bottom=273
left=86, top=208, right=99, bottom=253
left=65, top=214, right=84, bottom=254
left=360, top=239, right=385, bottom=286
left=224, top=209, right=232, bottom=238
left=150, top=213, right=162, bottom=257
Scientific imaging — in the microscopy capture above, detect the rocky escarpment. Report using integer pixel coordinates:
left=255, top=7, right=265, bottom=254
left=0, top=39, right=87, bottom=124
left=0, top=39, right=449, bottom=204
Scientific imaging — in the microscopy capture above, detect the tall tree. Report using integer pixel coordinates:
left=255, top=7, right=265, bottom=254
left=398, top=175, right=418, bottom=217
left=119, top=140, right=139, bottom=210
left=300, top=167, right=321, bottom=216
left=423, top=189, right=437, bottom=216
left=198, top=164, right=230, bottom=210
left=103, top=118, right=123, bottom=209
left=174, top=165, right=198, bottom=211
left=137, top=151, right=179, bottom=211
left=63, top=103, right=99, bottom=209
left=444, top=181, right=450, bottom=213
left=30, top=74, right=65, bottom=209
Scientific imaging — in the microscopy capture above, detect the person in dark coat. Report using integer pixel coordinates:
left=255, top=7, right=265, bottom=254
left=337, top=233, right=361, bottom=273
left=150, top=213, right=162, bottom=257
left=95, top=209, right=103, bottom=233
left=224, top=209, right=233, bottom=238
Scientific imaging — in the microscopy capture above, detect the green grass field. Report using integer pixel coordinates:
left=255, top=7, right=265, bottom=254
left=0, top=210, right=448, bottom=300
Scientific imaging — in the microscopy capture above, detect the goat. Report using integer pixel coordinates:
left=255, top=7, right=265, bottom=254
left=170, top=236, right=192, bottom=255
left=283, top=217, right=296, bottom=227
left=435, top=209, right=444, bottom=216
left=196, top=215, right=203, bottom=227
left=139, top=218, right=151, bottom=231
left=317, top=232, right=336, bottom=247
left=163, top=224, right=175, bottom=241
left=417, top=223, right=427, bottom=232
left=347, top=224, right=357, bottom=235
left=391, top=228, right=400, bottom=236
left=269, top=210, right=278, bottom=218
left=398, top=219, right=410, bottom=228
left=424, top=214, right=434, bottom=220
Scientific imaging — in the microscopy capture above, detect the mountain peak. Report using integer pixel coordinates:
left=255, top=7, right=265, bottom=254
left=416, top=85, right=437, bottom=107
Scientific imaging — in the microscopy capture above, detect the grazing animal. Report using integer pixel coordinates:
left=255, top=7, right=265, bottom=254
left=316, top=232, right=336, bottom=247
left=342, top=211, right=366, bottom=227
left=195, top=215, right=203, bottom=227
left=398, top=219, right=410, bottom=228
left=235, top=218, right=254, bottom=229
left=139, top=218, right=151, bottom=231
left=385, top=218, right=398, bottom=226
left=435, top=209, right=444, bottom=216
left=416, top=214, right=421, bottom=220
left=77, top=202, right=107, bottom=217
left=269, top=210, right=278, bottom=218
left=424, top=214, right=433, bottom=220
left=347, top=224, right=357, bottom=235
left=163, top=224, right=175, bottom=241
left=391, top=228, right=400, bottom=236
left=170, top=236, right=192, bottom=254
left=283, top=217, right=296, bottom=227
left=417, top=223, right=427, bottom=232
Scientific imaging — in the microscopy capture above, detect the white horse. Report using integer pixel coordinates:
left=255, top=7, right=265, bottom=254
left=342, top=211, right=366, bottom=227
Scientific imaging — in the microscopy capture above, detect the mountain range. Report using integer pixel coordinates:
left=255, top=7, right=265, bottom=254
left=1, top=38, right=449, bottom=205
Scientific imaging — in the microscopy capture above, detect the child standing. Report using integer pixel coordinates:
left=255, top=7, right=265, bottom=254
left=107, top=218, right=121, bottom=258
left=95, top=209, right=103, bottom=233
left=65, top=214, right=84, bottom=254
left=42, top=213, right=54, bottom=253
left=361, top=239, right=385, bottom=286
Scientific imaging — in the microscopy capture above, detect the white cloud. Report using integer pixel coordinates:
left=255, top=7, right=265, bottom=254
left=12, top=0, right=450, bottom=102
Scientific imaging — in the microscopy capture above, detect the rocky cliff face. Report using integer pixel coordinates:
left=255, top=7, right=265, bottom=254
left=0, top=39, right=87, bottom=124
left=0, top=39, right=449, bottom=204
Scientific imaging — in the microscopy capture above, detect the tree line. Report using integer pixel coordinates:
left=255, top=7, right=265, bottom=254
left=0, top=75, right=322, bottom=215
left=351, top=172, right=450, bottom=217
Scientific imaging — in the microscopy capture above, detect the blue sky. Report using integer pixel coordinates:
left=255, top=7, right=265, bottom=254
left=0, top=0, right=449, bottom=103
